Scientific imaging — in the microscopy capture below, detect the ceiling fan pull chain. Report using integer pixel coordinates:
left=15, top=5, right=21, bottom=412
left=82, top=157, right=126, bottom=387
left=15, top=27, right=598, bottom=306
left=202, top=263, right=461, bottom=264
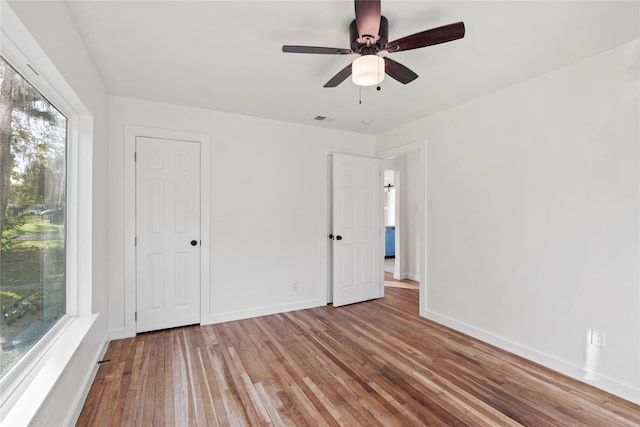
left=359, top=85, right=362, bottom=104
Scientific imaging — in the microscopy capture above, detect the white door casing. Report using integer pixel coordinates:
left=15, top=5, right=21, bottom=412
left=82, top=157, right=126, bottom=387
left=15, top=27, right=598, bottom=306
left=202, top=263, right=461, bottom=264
left=331, top=154, right=383, bottom=307
left=376, top=141, right=427, bottom=317
left=135, top=136, right=201, bottom=333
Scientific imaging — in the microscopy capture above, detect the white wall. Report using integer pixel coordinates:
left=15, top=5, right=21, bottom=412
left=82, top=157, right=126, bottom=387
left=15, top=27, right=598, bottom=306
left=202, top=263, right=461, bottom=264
left=107, top=96, right=375, bottom=338
left=377, top=40, right=640, bottom=403
left=4, top=1, right=110, bottom=425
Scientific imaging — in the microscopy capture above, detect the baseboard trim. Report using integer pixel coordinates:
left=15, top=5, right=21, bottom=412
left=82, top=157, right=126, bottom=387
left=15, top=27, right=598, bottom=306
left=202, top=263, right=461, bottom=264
left=108, top=327, right=134, bottom=341
left=66, top=338, right=109, bottom=426
left=108, top=298, right=328, bottom=340
left=424, top=309, right=640, bottom=404
left=202, top=298, right=326, bottom=325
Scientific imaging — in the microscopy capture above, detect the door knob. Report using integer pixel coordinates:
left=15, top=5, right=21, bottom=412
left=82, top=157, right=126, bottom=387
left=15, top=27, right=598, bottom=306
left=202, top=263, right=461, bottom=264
left=190, top=240, right=198, bottom=246
left=329, top=234, right=335, bottom=240
left=336, top=235, right=342, bottom=241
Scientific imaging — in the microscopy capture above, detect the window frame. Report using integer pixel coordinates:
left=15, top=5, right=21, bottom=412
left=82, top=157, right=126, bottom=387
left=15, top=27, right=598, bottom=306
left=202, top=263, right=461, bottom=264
left=0, top=2, right=94, bottom=419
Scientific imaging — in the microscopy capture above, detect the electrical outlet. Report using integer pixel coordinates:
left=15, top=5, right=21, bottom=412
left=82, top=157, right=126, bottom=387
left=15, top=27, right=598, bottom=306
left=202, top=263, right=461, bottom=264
left=590, top=329, right=605, bottom=348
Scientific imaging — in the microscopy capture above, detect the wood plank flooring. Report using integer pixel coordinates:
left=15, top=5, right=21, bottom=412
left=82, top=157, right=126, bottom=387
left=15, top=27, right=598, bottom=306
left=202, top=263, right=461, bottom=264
left=77, top=284, right=639, bottom=426
left=384, top=272, right=419, bottom=289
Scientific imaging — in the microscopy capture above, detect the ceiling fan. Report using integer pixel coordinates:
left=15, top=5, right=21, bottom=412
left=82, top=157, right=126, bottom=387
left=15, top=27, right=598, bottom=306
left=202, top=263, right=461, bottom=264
left=282, top=0, right=465, bottom=88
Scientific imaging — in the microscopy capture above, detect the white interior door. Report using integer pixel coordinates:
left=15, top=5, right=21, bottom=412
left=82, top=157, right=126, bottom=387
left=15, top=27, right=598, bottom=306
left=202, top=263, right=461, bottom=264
left=332, top=153, right=383, bottom=307
left=136, top=136, right=201, bottom=333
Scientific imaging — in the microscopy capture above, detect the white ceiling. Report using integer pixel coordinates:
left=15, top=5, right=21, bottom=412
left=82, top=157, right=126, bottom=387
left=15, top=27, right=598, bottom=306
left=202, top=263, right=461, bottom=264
left=64, top=1, right=639, bottom=135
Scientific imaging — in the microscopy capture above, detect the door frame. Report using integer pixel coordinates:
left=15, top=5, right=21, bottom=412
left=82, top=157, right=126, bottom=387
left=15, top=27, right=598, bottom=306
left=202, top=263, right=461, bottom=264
left=123, top=125, right=210, bottom=338
left=377, top=140, right=427, bottom=317
left=321, top=140, right=427, bottom=316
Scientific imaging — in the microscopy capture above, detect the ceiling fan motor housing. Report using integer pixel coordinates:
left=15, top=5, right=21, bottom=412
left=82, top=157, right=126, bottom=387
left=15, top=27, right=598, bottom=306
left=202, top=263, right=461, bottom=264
left=350, top=16, right=388, bottom=54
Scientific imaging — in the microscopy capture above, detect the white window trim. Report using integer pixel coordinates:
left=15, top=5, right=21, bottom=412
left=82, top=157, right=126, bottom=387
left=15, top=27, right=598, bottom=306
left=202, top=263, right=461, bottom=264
left=0, top=1, right=96, bottom=423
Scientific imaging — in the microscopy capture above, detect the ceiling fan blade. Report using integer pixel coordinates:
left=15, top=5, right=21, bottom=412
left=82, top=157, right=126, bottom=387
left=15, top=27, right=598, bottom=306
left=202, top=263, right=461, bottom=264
left=383, top=57, right=418, bottom=84
left=386, top=22, right=465, bottom=53
left=324, top=63, right=353, bottom=87
left=283, top=45, right=353, bottom=55
left=354, top=0, right=381, bottom=40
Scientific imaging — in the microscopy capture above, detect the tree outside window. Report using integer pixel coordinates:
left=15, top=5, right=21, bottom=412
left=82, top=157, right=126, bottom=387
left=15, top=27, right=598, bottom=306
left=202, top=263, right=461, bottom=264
left=0, top=56, right=67, bottom=378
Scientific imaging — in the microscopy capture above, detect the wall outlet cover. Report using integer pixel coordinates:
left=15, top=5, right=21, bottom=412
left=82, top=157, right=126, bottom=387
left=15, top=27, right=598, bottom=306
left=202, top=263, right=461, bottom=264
left=590, top=329, right=605, bottom=348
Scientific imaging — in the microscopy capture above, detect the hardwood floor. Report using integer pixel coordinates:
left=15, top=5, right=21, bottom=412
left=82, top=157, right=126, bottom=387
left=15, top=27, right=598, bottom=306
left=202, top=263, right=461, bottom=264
left=78, top=287, right=639, bottom=426
left=384, top=272, right=419, bottom=290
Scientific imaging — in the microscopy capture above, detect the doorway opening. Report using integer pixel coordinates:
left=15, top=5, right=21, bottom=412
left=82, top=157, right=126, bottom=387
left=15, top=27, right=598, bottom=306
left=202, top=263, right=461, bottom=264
left=383, top=169, right=398, bottom=276
left=382, top=152, right=420, bottom=285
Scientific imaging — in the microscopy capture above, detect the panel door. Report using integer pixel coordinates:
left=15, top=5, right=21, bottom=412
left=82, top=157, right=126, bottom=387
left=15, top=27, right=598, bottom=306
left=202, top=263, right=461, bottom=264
left=136, top=136, right=200, bottom=333
left=332, top=154, right=383, bottom=307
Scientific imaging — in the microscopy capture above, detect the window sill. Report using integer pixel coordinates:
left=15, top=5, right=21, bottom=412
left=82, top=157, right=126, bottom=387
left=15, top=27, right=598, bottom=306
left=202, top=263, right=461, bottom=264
left=0, top=313, right=99, bottom=426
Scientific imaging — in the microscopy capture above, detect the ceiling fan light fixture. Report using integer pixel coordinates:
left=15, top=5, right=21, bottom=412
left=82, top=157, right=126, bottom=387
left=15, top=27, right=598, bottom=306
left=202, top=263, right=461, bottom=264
left=352, top=55, right=385, bottom=86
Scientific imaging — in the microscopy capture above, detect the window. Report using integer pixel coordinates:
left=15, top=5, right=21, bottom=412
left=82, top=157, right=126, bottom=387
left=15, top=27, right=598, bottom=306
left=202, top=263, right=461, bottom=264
left=0, top=55, right=67, bottom=379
